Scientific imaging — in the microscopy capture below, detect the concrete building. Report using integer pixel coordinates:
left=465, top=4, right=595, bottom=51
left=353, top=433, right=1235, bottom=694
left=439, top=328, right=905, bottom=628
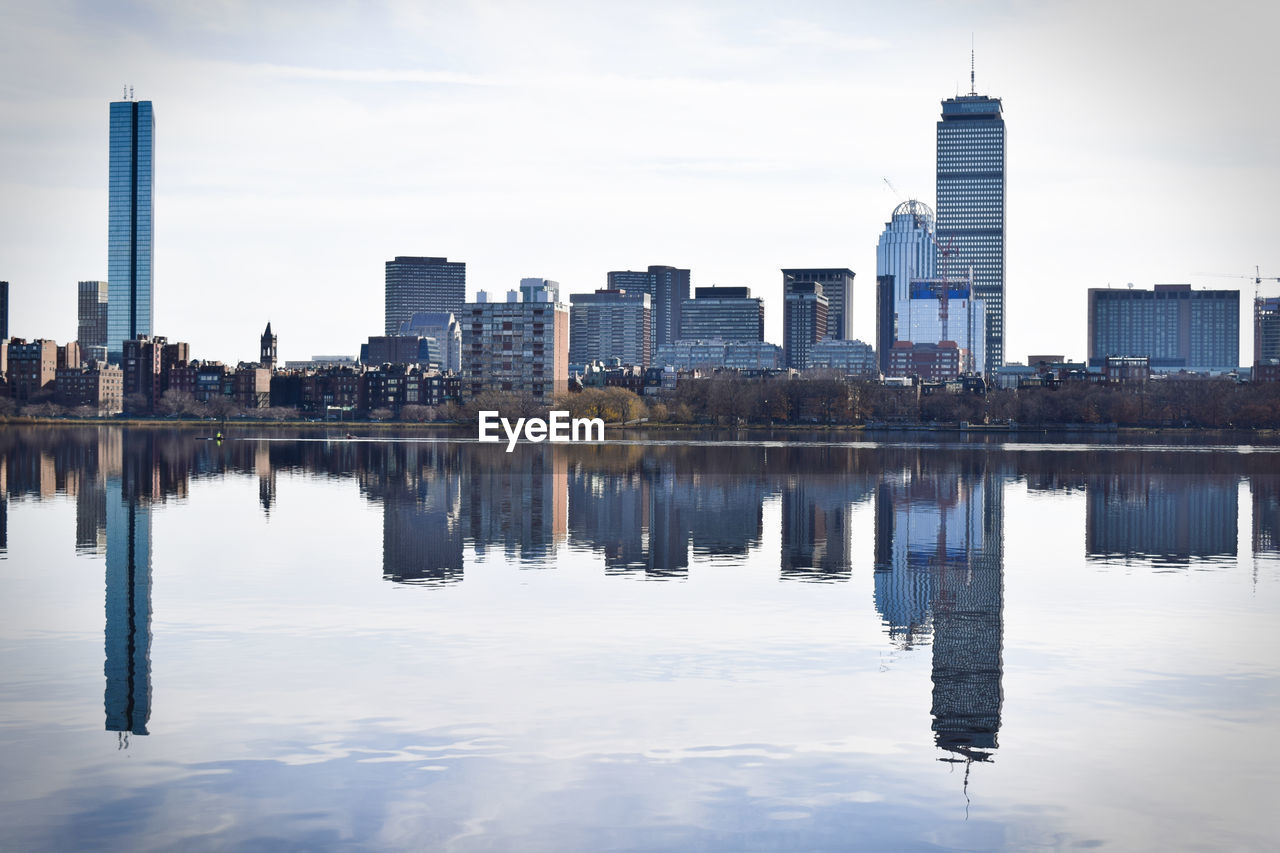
left=808, top=338, right=877, bottom=376
left=781, top=268, right=855, bottom=341
left=653, top=339, right=783, bottom=371
left=937, top=85, right=1005, bottom=373
left=461, top=290, right=569, bottom=401
left=1087, top=284, right=1239, bottom=373
left=607, top=265, right=690, bottom=352
left=783, top=279, right=828, bottom=369
left=107, top=99, right=155, bottom=362
left=678, top=286, right=764, bottom=343
left=384, top=256, right=466, bottom=336
left=569, top=288, right=651, bottom=367
left=876, top=201, right=937, bottom=371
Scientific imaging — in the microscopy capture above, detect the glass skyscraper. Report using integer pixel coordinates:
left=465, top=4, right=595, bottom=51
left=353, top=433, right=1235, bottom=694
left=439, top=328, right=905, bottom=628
left=385, top=256, right=466, bottom=335
left=936, top=92, right=1004, bottom=373
left=107, top=99, right=154, bottom=362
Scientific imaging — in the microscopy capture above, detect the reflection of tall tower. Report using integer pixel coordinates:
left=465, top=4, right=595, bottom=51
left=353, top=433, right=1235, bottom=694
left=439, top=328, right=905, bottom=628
left=872, top=460, right=1005, bottom=761
left=929, top=474, right=1003, bottom=760
left=104, top=474, right=152, bottom=741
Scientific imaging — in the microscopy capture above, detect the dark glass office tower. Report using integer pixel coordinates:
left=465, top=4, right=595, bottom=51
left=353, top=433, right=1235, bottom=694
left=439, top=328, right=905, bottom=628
left=0, top=280, right=8, bottom=339
left=936, top=90, right=1004, bottom=373
left=107, top=100, right=154, bottom=362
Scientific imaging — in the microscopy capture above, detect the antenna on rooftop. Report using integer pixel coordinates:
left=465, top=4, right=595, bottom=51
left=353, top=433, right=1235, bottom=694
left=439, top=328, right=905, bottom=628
left=969, top=34, right=976, bottom=95
left=129, top=85, right=134, bottom=100
left=122, top=84, right=127, bottom=99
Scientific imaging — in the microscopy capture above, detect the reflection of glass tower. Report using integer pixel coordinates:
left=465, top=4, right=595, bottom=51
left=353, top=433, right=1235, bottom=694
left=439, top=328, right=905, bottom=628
left=104, top=475, right=152, bottom=740
left=872, top=462, right=1004, bottom=760
left=107, top=99, right=155, bottom=362
left=383, top=466, right=464, bottom=584
left=1086, top=474, right=1238, bottom=565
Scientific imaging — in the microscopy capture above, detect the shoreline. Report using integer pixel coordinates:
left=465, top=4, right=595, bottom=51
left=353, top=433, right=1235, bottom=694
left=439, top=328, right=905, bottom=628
left=2, top=416, right=1277, bottom=441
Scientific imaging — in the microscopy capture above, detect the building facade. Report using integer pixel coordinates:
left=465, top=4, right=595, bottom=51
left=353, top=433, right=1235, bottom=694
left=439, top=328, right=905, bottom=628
left=55, top=364, right=124, bottom=414
left=1255, top=296, right=1280, bottom=376
left=78, top=280, right=109, bottom=359
left=520, top=278, right=560, bottom=305
left=399, top=312, right=462, bottom=372
left=0, top=280, right=8, bottom=340
left=569, top=288, right=651, bottom=367
left=6, top=339, right=59, bottom=401
left=1087, top=285, right=1239, bottom=373
left=653, top=339, right=783, bottom=371
left=808, top=338, right=877, bottom=376
left=876, top=200, right=937, bottom=371
left=607, top=265, right=690, bottom=353
left=901, top=276, right=986, bottom=375
left=780, top=268, right=855, bottom=340
left=887, top=340, right=964, bottom=382
left=260, top=323, right=276, bottom=370
left=783, top=280, right=828, bottom=369
left=937, top=92, right=1005, bottom=373
left=107, top=99, right=154, bottom=362
left=384, top=256, right=466, bottom=336
left=461, top=291, right=569, bottom=401
left=678, top=286, right=764, bottom=343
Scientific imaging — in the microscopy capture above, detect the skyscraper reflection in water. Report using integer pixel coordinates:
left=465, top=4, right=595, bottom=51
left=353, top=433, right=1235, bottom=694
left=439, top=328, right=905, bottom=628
left=104, top=473, right=152, bottom=743
left=874, top=460, right=1005, bottom=762
left=1086, top=473, right=1237, bottom=566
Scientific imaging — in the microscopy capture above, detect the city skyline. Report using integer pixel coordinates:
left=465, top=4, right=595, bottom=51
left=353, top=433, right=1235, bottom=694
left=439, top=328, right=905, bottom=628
left=1, top=2, right=1277, bottom=364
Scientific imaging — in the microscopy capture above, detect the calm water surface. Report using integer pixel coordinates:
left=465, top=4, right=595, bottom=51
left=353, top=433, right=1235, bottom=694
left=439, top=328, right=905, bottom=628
left=1, top=426, right=1278, bottom=851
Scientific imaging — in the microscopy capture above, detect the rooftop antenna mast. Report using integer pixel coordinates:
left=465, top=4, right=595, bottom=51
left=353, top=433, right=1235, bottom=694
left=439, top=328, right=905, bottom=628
left=969, top=34, right=976, bottom=95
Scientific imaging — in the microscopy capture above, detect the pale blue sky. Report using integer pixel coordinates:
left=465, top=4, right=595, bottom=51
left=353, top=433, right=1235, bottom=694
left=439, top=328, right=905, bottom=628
left=2, top=0, right=1277, bottom=363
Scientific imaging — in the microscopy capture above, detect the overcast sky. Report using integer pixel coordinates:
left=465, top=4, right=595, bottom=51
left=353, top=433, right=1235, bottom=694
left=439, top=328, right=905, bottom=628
left=2, top=0, right=1278, bottom=364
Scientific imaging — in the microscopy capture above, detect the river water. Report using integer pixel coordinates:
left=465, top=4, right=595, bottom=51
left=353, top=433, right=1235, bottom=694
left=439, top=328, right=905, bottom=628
left=1, top=426, right=1277, bottom=851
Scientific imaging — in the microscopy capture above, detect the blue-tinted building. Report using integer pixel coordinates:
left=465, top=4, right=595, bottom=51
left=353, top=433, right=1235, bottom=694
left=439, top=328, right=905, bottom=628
left=107, top=100, right=154, bottom=362
left=1087, top=284, right=1239, bottom=373
left=876, top=201, right=937, bottom=372
left=937, top=92, right=1005, bottom=373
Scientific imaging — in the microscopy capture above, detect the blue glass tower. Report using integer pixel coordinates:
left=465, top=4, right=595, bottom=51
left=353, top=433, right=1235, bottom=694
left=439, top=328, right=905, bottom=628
left=107, top=99, right=154, bottom=362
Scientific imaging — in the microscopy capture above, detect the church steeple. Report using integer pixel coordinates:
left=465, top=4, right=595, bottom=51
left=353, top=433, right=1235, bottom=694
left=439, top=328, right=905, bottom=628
left=260, top=322, right=277, bottom=370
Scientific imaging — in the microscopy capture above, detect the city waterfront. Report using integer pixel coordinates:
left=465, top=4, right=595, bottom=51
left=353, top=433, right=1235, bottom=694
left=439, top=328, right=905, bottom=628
left=1, top=426, right=1278, bottom=850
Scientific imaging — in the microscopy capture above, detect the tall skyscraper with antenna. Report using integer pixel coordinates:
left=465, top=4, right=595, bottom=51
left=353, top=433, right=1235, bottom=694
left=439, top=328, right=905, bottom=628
left=936, top=49, right=1004, bottom=373
left=107, top=94, right=154, bottom=362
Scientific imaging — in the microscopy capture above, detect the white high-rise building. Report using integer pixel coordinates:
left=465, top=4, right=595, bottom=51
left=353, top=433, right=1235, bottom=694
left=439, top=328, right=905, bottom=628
left=875, top=201, right=937, bottom=372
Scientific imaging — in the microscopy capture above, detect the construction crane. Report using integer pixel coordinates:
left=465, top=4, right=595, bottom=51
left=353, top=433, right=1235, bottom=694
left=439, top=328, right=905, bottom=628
left=1193, top=266, right=1280, bottom=300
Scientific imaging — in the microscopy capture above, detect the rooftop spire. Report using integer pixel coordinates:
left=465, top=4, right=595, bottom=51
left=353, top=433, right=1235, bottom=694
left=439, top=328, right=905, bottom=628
left=969, top=34, right=976, bottom=95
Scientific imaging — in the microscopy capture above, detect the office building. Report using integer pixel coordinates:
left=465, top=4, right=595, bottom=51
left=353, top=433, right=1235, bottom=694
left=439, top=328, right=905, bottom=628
left=1087, top=285, right=1239, bottom=373
left=569, top=288, right=651, bottom=367
left=876, top=201, right=937, bottom=370
left=780, top=269, right=855, bottom=340
left=937, top=81, right=1005, bottom=373
left=384, top=256, right=466, bottom=336
left=461, top=290, right=569, bottom=401
left=607, top=265, right=690, bottom=352
left=0, top=280, right=7, bottom=340
left=678, top=286, right=764, bottom=342
left=783, top=279, right=828, bottom=369
left=107, top=99, right=154, bottom=362
left=901, top=275, right=986, bottom=374
left=809, top=338, right=877, bottom=376
left=1255, top=296, right=1280, bottom=379
left=78, top=280, right=109, bottom=359
left=653, top=339, right=783, bottom=371
left=520, top=278, right=560, bottom=305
